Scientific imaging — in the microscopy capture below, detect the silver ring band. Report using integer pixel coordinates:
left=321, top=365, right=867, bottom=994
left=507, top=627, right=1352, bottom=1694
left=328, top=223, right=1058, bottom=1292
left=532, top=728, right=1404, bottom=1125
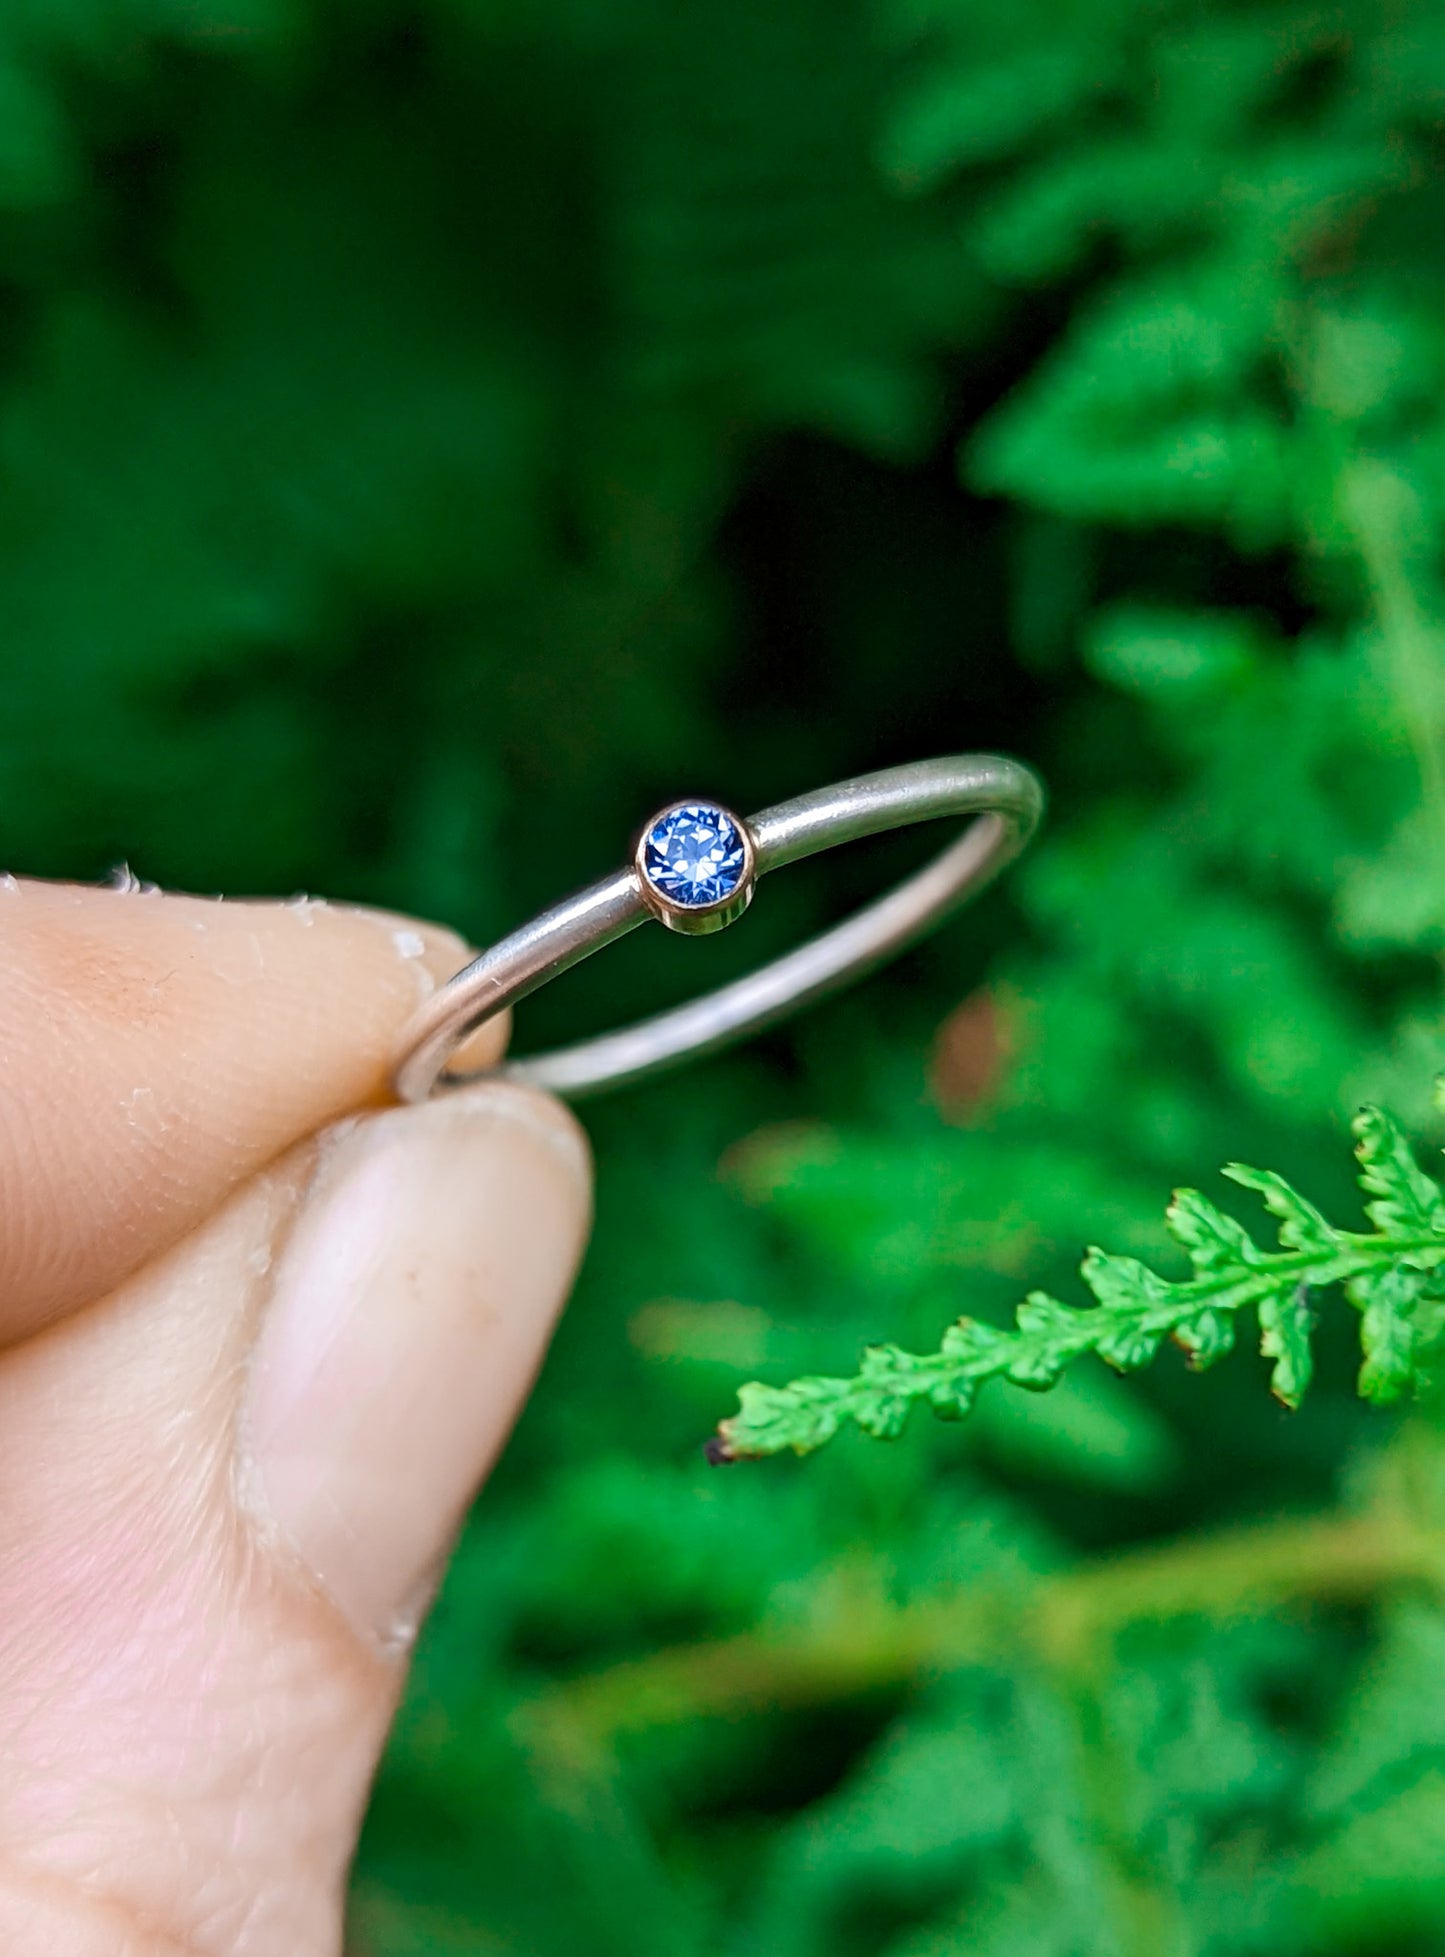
left=391, top=753, right=1044, bottom=1103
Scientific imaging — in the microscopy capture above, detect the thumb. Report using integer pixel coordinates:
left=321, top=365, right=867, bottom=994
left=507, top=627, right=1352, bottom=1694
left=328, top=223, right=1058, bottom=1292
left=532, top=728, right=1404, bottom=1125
left=0, top=1081, right=589, bottom=1951
left=243, top=1081, right=592, bottom=1639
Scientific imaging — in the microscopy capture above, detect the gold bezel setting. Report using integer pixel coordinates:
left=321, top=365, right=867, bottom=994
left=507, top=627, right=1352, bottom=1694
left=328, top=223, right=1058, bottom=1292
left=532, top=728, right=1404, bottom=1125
left=635, top=800, right=757, bottom=936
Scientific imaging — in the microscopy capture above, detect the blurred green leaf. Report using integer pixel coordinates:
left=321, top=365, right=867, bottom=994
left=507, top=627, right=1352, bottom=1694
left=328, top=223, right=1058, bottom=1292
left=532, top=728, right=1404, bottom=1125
left=11, top=0, right=1445, bottom=1948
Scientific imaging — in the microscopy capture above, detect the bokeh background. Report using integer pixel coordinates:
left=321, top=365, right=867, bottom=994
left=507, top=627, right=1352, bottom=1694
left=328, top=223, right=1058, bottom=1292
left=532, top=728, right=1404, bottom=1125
left=9, top=0, right=1445, bottom=1950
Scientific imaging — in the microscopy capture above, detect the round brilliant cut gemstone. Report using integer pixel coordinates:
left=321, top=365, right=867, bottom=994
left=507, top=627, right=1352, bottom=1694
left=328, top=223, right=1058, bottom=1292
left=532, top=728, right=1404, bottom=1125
left=642, top=803, right=748, bottom=908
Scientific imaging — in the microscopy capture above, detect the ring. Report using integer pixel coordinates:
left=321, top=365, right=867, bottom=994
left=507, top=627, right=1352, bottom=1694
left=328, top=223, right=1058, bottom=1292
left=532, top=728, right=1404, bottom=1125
left=391, top=754, right=1044, bottom=1103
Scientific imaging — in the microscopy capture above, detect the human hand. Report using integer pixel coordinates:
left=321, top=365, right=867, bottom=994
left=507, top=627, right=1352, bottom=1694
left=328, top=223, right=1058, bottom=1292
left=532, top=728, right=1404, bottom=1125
left=0, top=877, right=592, bottom=1954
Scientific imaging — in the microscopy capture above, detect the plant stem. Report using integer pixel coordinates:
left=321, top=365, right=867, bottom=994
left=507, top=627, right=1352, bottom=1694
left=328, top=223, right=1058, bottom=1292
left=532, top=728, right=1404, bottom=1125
left=517, top=1503, right=1445, bottom=1766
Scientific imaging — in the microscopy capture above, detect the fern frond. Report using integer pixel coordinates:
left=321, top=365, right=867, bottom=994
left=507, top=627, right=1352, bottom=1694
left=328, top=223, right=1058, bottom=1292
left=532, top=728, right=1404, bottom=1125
left=710, top=1105, right=1445, bottom=1461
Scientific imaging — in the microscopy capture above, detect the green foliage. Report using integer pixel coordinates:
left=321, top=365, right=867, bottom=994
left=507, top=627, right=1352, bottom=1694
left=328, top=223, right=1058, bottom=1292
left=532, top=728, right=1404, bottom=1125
left=715, top=1108, right=1445, bottom=1457
left=11, top=0, right=1445, bottom=1950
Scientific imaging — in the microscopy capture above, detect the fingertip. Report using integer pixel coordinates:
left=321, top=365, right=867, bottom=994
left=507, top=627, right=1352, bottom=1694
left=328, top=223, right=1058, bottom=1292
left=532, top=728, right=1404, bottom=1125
left=277, top=895, right=471, bottom=1002
left=401, top=1078, right=594, bottom=1197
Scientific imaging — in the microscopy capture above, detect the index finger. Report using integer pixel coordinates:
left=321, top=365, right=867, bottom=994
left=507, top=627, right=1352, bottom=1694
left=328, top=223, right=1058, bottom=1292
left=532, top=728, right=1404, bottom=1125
left=0, top=878, right=497, bottom=1342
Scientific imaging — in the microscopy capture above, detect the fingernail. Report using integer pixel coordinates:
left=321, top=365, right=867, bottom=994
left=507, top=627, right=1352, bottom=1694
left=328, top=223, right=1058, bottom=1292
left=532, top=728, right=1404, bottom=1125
left=241, top=1084, right=591, bottom=1643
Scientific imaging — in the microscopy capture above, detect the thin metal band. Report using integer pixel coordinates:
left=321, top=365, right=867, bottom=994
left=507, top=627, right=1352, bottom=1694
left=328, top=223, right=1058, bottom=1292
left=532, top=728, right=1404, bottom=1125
left=391, top=754, right=1044, bottom=1103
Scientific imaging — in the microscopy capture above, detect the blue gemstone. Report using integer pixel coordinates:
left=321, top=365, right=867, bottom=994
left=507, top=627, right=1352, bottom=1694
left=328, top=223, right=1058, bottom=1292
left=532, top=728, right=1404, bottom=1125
left=642, top=803, right=747, bottom=908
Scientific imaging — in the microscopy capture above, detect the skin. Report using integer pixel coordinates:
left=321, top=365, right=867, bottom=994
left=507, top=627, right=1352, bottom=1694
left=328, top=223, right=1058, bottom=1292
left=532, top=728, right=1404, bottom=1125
left=0, top=877, right=594, bottom=1955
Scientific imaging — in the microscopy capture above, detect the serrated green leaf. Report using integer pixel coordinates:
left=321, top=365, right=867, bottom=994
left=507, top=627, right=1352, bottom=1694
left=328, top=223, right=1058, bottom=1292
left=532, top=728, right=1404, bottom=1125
left=1354, top=1106, right=1445, bottom=1238
left=1348, top=1264, right=1433, bottom=1403
left=859, top=1343, right=914, bottom=1385
left=1014, top=1293, right=1092, bottom=1343
left=927, top=1375, right=978, bottom=1420
left=1004, top=1350, right=1069, bottom=1391
left=930, top=1320, right=996, bottom=1417
left=854, top=1395, right=914, bottom=1440
left=1171, top=1308, right=1238, bottom=1369
left=1257, top=1283, right=1314, bottom=1406
left=1223, top=1163, right=1339, bottom=1255
left=1080, top=1248, right=1169, bottom=1315
left=721, top=1378, right=843, bottom=1459
left=1008, top=1292, right=1089, bottom=1389
left=1093, top=1319, right=1164, bottom=1372
left=857, top=1346, right=924, bottom=1437
left=941, top=1318, right=1008, bottom=1363
left=1166, top=1187, right=1261, bottom=1273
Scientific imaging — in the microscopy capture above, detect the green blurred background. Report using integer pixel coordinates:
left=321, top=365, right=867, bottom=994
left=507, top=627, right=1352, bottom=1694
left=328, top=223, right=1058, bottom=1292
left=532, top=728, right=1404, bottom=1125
left=10, top=0, right=1445, bottom=1950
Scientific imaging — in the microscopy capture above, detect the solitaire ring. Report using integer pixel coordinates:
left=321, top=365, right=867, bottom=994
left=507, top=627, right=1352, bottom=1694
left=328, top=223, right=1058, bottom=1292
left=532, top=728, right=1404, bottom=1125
left=391, top=753, right=1044, bottom=1103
